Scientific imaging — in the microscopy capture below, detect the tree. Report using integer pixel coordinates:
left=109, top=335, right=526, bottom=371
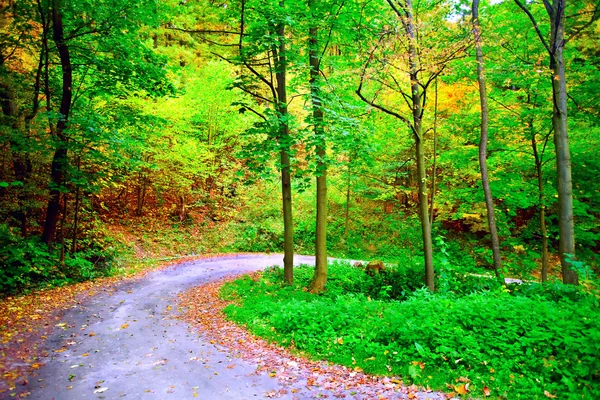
left=41, top=0, right=72, bottom=246
left=472, top=0, right=503, bottom=280
left=357, top=0, right=467, bottom=291
left=186, top=0, right=298, bottom=282
left=513, top=0, right=599, bottom=284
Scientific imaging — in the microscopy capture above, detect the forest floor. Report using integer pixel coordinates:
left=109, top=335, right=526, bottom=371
left=0, top=254, right=444, bottom=400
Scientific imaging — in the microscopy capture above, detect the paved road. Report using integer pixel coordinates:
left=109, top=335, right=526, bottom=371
left=22, top=254, right=315, bottom=400
left=16, top=254, right=442, bottom=400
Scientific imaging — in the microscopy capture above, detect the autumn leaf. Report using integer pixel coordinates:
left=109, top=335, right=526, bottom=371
left=544, top=390, right=557, bottom=398
left=120, top=323, right=129, bottom=329
left=483, top=386, right=491, bottom=397
left=454, top=383, right=469, bottom=395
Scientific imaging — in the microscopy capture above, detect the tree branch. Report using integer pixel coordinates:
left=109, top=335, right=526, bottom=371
left=513, top=0, right=551, bottom=54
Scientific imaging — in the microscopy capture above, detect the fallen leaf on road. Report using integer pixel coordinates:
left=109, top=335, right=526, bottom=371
left=94, top=387, right=108, bottom=393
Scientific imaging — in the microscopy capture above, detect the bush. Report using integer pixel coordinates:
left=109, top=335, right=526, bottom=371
left=221, top=264, right=600, bottom=399
left=0, top=223, right=120, bottom=294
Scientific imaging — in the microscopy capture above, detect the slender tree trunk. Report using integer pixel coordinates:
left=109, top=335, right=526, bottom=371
left=531, top=133, right=549, bottom=282
left=473, top=0, right=503, bottom=280
left=308, top=2, right=328, bottom=293
left=405, top=0, right=434, bottom=291
left=71, top=157, right=81, bottom=254
left=429, top=78, right=438, bottom=227
left=71, top=186, right=80, bottom=254
left=42, top=0, right=72, bottom=247
left=548, top=0, right=577, bottom=284
left=344, top=162, right=351, bottom=245
left=274, top=7, right=294, bottom=284
left=60, top=192, right=67, bottom=262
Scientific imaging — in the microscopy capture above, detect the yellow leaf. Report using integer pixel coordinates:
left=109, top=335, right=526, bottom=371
left=120, top=323, right=129, bottom=329
left=336, top=337, right=344, bottom=345
left=454, top=383, right=469, bottom=395
left=81, top=353, right=89, bottom=357
left=544, top=391, right=557, bottom=399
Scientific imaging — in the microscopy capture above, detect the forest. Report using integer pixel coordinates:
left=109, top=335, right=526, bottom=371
left=0, top=0, right=599, bottom=398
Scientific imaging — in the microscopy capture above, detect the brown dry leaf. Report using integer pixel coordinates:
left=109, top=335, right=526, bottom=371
left=88, top=332, right=96, bottom=337
left=483, top=386, right=491, bottom=397
left=544, top=390, right=557, bottom=399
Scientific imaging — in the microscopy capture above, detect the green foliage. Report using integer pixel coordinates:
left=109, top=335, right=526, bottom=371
left=0, top=224, right=119, bottom=294
left=221, top=264, right=600, bottom=399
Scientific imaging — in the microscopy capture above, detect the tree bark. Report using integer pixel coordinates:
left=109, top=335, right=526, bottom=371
left=308, top=0, right=328, bottom=293
left=548, top=0, right=577, bottom=284
left=405, top=0, right=434, bottom=291
left=472, top=0, right=503, bottom=280
left=344, top=162, right=351, bottom=246
left=531, top=132, right=549, bottom=282
left=42, top=0, right=72, bottom=247
left=429, top=78, right=438, bottom=227
left=274, top=6, right=294, bottom=284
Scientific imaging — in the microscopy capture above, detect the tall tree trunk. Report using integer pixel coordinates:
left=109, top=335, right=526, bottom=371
left=308, top=1, right=328, bottom=293
left=548, top=0, right=577, bottom=284
left=531, top=132, right=549, bottom=282
left=344, top=162, right=351, bottom=246
left=42, top=0, right=72, bottom=247
left=60, top=192, right=67, bottom=262
left=274, top=7, right=294, bottom=284
left=429, top=78, right=438, bottom=227
left=406, top=0, right=434, bottom=291
left=71, top=157, right=81, bottom=254
left=472, top=0, right=503, bottom=280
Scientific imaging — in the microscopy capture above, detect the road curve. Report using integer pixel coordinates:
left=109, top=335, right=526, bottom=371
left=17, top=254, right=442, bottom=400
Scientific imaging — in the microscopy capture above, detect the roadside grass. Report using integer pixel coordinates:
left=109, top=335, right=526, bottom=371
left=220, top=262, right=600, bottom=399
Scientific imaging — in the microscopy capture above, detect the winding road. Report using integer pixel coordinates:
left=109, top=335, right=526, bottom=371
left=14, top=254, right=442, bottom=400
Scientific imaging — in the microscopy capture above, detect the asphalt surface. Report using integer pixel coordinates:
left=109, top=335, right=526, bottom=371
left=24, top=254, right=317, bottom=400
left=15, top=254, right=444, bottom=400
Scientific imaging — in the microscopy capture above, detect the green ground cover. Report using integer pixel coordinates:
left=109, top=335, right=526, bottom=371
left=221, top=263, right=600, bottom=399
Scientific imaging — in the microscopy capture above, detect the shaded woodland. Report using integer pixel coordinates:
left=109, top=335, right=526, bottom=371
left=0, top=0, right=599, bottom=291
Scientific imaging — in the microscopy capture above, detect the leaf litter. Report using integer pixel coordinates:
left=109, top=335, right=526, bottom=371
left=177, top=273, right=445, bottom=399
left=0, top=253, right=241, bottom=397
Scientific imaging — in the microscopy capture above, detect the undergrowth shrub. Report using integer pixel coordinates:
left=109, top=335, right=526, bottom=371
left=221, top=264, right=600, bottom=399
left=0, top=223, right=120, bottom=294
